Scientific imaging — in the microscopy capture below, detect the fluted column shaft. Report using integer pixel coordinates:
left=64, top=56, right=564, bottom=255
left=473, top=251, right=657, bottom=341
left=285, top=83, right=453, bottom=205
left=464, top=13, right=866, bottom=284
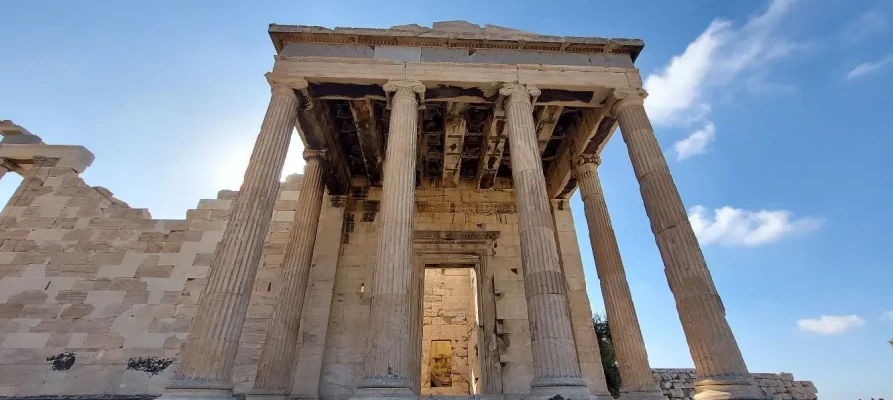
left=613, top=91, right=763, bottom=400
left=166, top=74, right=305, bottom=394
left=359, top=80, right=424, bottom=392
left=574, top=156, right=662, bottom=399
left=501, top=83, right=586, bottom=390
left=253, top=150, right=327, bottom=393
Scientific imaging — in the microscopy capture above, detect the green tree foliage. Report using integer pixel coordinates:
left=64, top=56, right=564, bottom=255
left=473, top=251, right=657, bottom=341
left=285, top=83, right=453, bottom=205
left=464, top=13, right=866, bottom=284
left=593, top=313, right=621, bottom=398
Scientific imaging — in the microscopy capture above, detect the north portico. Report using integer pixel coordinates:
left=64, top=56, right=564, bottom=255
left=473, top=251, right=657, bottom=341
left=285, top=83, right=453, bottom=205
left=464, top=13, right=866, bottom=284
left=160, top=21, right=763, bottom=400
left=0, top=20, right=817, bottom=400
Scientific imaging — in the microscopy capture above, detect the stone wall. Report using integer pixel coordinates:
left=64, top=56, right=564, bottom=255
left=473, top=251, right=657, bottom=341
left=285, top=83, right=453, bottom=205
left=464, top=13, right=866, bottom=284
left=651, top=369, right=818, bottom=400
left=316, top=188, right=606, bottom=400
left=0, top=159, right=326, bottom=396
left=420, top=268, right=476, bottom=395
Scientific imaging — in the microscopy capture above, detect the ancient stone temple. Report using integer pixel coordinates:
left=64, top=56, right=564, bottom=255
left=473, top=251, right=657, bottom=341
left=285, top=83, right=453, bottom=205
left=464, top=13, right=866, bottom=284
left=0, top=22, right=817, bottom=400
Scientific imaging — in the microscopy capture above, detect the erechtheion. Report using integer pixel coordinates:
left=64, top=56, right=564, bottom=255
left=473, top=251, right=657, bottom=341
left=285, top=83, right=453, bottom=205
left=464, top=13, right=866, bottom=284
left=0, top=21, right=817, bottom=400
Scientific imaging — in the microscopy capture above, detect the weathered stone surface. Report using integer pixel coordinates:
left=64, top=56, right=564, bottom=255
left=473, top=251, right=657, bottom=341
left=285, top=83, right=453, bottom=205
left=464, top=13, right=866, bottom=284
left=357, top=80, right=424, bottom=395
left=614, top=91, right=763, bottom=400
left=500, top=82, right=597, bottom=398
left=652, top=369, right=817, bottom=400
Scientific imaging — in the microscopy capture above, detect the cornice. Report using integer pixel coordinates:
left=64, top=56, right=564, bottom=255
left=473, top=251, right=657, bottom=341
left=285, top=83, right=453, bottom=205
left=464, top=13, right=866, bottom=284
left=268, top=25, right=645, bottom=61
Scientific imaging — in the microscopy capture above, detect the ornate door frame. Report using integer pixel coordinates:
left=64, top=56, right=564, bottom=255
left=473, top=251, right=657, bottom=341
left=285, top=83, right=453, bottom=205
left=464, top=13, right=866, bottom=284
left=411, top=230, right=503, bottom=395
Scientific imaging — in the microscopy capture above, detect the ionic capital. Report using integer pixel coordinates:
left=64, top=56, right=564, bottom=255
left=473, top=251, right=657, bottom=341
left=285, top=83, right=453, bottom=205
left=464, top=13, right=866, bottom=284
left=383, top=80, right=425, bottom=109
left=302, top=149, right=328, bottom=164
left=265, top=72, right=312, bottom=109
left=499, top=83, right=541, bottom=107
left=607, top=88, right=647, bottom=116
left=574, top=153, right=601, bottom=167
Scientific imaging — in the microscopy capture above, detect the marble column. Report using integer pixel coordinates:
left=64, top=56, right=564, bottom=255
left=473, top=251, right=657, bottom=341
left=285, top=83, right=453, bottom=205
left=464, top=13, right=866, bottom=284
left=356, top=80, right=424, bottom=398
left=0, top=164, right=8, bottom=181
left=611, top=89, right=764, bottom=400
left=574, top=154, right=663, bottom=400
left=500, top=83, right=593, bottom=399
left=162, top=73, right=307, bottom=400
left=250, top=149, right=328, bottom=400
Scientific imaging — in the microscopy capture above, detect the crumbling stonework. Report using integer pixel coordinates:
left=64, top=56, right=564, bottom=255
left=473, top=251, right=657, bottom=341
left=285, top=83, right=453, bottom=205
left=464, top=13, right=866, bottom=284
left=0, top=160, right=322, bottom=395
left=652, top=369, right=818, bottom=400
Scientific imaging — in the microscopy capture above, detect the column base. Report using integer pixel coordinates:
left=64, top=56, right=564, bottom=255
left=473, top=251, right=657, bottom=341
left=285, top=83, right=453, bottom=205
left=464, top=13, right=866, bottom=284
left=525, top=383, right=607, bottom=400
left=618, top=389, right=667, bottom=400
left=244, top=389, right=289, bottom=400
left=694, top=376, right=767, bottom=400
left=160, top=380, right=237, bottom=400
left=350, top=387, right=416, bottom=400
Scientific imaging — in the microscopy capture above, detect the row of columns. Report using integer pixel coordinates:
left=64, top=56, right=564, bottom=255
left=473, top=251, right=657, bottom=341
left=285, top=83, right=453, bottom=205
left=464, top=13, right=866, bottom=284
left=574, top=90, right=764, bottom=400
left=161, top=75, right=761, bottom=400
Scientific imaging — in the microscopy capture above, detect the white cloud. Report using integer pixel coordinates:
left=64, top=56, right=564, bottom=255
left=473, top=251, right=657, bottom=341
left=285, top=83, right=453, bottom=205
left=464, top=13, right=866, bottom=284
left=688, top=205, right=822, bottom=247
left=880, top=310, right=893, bottom=321
left=674, top=122, right=716, bottom=160
left=643, top=0, right=801, bottom=159
left=644, top=0, right=800, bottom=125
left=840, top=7, right=890, bottom=44
left=643, top=21, right=729, bottom=125
left=797, top=315, right=865, bottom=334
left=846, top=55, right=893, bottom=80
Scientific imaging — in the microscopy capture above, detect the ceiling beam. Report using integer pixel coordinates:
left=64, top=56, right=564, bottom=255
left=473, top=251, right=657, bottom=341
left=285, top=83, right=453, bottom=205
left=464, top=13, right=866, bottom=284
left=348, top=99, right=383, bottom=186
left=295, top=100, right=351, bottom=195
left=312, top=94, right=596, bottom=107
left=475, top=104, right=507, bottom=190
left=535, top=105, right=564, bottom=155
left=442, top=103, right=468, bottom=189
left=545, top=107, right=612, bottom=199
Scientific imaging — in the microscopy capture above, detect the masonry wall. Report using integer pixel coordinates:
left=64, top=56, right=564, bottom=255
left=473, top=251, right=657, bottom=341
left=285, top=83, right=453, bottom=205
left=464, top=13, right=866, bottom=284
left=0, top=160, right=344, bottom=396
left=651, top=369, right=819, bottom=400
left=316, top=187, right=606, bottom=400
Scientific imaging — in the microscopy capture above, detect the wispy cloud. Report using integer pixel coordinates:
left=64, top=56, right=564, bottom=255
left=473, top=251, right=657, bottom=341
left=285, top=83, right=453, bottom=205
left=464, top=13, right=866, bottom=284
left=643, top=21, right=727, bottom=125
left=840, top=6, right=890, bottom=44
left=846, top=55, right=893, bottom=80
left=797, top=315, right=865, bottom=334
left=643, top=0, right=802, bottom=159
left=674, top=122, right=716, bottom=160
left=688, top=205, right=822, bottom=247
left=880, top=310, right=893, bottom=321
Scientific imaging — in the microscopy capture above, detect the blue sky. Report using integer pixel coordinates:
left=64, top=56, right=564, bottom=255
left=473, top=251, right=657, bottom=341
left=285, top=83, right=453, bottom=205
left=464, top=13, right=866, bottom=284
left=1, top=1, right=891, bottom=398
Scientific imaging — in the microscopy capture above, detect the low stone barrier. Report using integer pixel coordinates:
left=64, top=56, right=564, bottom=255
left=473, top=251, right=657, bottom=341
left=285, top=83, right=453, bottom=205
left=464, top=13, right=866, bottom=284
left=652, top=369, right=818, bottom=400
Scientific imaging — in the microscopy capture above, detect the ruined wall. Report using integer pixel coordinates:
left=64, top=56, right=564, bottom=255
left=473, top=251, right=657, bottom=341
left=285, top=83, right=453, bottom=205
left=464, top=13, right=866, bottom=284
left=652, top=369, right=818, bottom=400
left=420, top=268, right=476, bottom=395
left=0, top=159, right=342, bottom=396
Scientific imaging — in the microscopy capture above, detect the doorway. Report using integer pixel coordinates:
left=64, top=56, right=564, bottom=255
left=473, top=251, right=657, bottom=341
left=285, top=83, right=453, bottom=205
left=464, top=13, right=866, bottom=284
left=418, top=264, right=481, bottom=395
left=411, top=237, right=503, bottom=395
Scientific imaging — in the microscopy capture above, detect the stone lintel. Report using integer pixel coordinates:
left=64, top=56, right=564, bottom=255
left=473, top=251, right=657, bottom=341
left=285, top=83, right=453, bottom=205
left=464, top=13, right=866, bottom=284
left=0, top=143, right=95, bottom=173
left=348, top=99, right=384, bottom=185
left=475, top=102, right=507, bottom=190
left=295, top=102, right=351, bottom=195
left=536, top=105, right=564, bottom=155
left=271, top=57, right=639, bottom=93
left=308, top=82, right=602, bottom=108
left=545, top=108, right=611, bottom=199
left=442, top=102, right=467, bottom=188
